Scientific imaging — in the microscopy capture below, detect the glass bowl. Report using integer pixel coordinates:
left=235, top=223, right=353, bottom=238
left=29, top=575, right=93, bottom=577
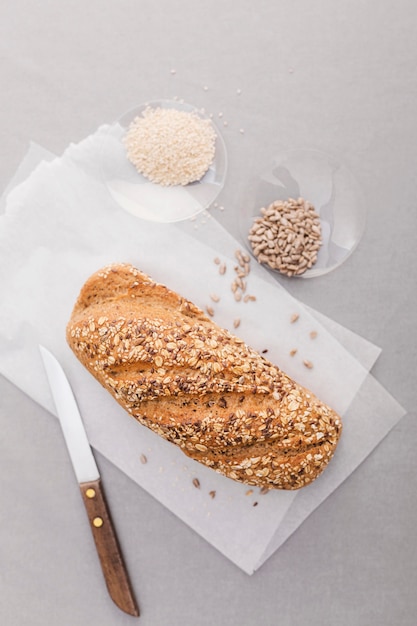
left=99, top=99, right=227, bottom=223
left=238, top=149, right=366, bottom=278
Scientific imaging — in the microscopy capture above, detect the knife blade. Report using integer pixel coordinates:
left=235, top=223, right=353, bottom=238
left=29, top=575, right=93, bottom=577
left=39, top=345, right=139, bottom=618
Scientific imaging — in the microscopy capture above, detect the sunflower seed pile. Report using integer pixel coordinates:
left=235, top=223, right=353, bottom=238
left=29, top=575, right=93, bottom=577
left=248, top=197, right=322, bottom=277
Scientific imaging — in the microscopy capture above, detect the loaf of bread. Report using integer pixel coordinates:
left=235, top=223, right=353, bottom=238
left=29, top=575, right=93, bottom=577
left=66, top=263, right=342, bottom=490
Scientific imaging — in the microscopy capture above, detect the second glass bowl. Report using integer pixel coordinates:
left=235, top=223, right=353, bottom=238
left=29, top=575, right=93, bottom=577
left=239, top=149, right=366, bottom=278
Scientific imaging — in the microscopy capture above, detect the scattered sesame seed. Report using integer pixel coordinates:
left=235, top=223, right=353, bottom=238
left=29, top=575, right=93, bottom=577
left=192, top=478, right=201, bottom=489
left=209, top=490, right=216, bottom=499
left=310, top=331, right=318, bottom=339
left=289, top=348, right=298, bottom=357
left=233, top=318, right=241, bottom=329
left=140, top=454, right=147, bottom=464
left=290, top=313, right=300, bottom=323
left=245, top=489, right=254, bottom=496
left=259, top=486, right=270, bottom=495
left=303, top=359, right=314, bottom=369
left=210, top=293, right=220, bottom=303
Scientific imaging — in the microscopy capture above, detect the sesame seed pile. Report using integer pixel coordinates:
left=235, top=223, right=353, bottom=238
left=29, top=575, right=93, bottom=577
left=123, top=106, right=216, bottom=186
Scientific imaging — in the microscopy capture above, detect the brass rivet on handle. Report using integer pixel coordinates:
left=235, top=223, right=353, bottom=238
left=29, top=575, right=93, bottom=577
left=85, top=488, right=96, bottom=498
left=93, top=517, right=103, bottom=528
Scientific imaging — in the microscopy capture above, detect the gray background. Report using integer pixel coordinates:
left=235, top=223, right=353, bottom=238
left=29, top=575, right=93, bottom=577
left=1, top=1, right=416, bottom=624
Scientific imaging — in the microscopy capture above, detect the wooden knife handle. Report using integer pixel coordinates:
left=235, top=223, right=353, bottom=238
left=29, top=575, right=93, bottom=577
left=80, top=479, right=139, bottom=617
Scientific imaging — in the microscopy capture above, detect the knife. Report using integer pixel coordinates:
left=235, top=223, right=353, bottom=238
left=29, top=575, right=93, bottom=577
left=39, top=345, right=139, bottom=618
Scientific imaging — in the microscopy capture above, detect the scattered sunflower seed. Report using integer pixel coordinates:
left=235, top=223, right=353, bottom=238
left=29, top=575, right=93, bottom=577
left=192, top=478, right=201, bottom=489
left=227, top=249, right=256, bottom=307
left=234, top=249, right=244, bottom=264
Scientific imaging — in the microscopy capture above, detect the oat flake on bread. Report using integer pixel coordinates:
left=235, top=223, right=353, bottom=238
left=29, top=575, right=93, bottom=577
left=66, top=263, right=342, bottom=490
left=123, top=106, right=216, bottom=186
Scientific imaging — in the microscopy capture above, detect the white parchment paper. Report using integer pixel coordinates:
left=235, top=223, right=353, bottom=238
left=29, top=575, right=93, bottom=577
left=0, top=135, right=406, bottom=573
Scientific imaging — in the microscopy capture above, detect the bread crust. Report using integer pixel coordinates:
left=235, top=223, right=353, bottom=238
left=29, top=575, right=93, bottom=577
left=66, top=264, right=342, bottom=490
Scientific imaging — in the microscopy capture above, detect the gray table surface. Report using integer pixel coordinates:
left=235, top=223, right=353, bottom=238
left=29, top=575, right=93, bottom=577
left=1, top=1, right=416, bottom=625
